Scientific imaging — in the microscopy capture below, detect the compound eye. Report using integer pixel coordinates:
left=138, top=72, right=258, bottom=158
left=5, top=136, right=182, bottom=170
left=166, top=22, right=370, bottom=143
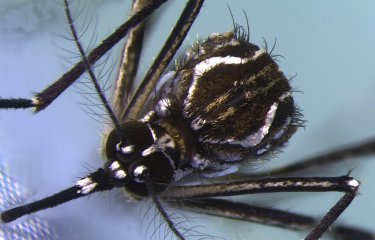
left=105, top=129, right=122, bottom=160
left=105, top=121, right=156, bottom=161
left=129, top=150, right=174, bottom=185
left=125, top=151, right=175, bottom=197
left=105, top=130, right=138, bottom=162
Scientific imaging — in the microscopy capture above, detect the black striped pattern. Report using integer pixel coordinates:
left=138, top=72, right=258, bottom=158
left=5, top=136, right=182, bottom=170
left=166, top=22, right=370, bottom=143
left=172, top=31, right=300, bottom=167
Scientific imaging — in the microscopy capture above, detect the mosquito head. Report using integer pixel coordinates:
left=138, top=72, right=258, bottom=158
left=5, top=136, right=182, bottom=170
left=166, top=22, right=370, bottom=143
left=105, top=121, right=179, bottom=197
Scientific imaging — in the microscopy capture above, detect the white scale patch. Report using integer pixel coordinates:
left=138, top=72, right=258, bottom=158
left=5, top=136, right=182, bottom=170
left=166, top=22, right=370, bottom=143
left=231, top=102, right=278, bottom=147
left=146, top=130, right=177, bottom=169
left=213, top=38, right=240, bottom=51
left=31, top=98, right=40, bottom=112
left=184, top=50, right=266, bottom=117
left=201, top=165, right=239, bottom=178
left=109, top=161, right=120, bottom=171
left=76, top=177, right=98, bottom=195
left=155, top=98, right=172, bottom=117
left=157, top=134, right=175, bottom=149
left=144, top=124, right=175, bottom=157
left=278, top=91, right=291, bottom=101
left=273, top=117, right=291, bottom=141
left=147, top=124, right=157, bottom=142
left=134, top=165, right=147, bottom=182
left=116, top=144, right=135, bottom=154
left=140, top=110, right=155, bottom=122
left=208, top=32, right=219, bottom=38
left=206, top=100, right=279, bottom=148
left=272, top=91, right=292, bottom=141
left=109, top=161, right=127, bottom=180
left=347, top=179, right=360, bottom=188
left=191, top=154, right=211, bottom=170
left=203, top=89, right=291, bottom=148
left=191, top=116, right=206, bottom=130
left=31, top=97, right=39, bottom=105
left=142, top=145, right=156, bottom=157
left=155, top=71, right=176, bottom=94
left=114, top=170, right=126, bottom=180
left=134, top=165, right=147, bottom=176
left=142, top=134, right=175, bottom=156
left=122, top=145, right=134, bottom=154
left=256, top=144, right=271, bottom=155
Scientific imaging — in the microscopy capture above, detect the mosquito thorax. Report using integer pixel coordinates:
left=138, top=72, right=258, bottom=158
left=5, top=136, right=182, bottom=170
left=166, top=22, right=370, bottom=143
left=145, top=30, right=301, bottom=178
left=104, top=121, right=180, bottom=197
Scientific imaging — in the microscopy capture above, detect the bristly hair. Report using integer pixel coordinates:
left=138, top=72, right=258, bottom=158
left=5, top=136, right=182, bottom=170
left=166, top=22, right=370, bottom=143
left=62, top=0, right=123, bottom=137
left=58, top=0, right=118, bottom=126
left=142, top=198, right=218, bottom=240
left=228, top=5, right=250, bottom=42
left=173, top=7, right=251, bottom=73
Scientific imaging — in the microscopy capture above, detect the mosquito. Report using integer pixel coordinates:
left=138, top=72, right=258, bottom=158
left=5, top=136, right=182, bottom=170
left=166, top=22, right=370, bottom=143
left=0, top=1, right=375, bottom=240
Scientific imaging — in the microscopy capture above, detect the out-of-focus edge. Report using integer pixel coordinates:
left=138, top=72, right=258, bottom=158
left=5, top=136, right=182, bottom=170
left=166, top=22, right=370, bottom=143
left=0, top=159, right=59, bottom=240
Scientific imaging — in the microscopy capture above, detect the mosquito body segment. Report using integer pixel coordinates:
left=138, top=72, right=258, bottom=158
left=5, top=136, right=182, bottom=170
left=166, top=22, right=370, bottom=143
left=136, top=31, right=300, bottom=181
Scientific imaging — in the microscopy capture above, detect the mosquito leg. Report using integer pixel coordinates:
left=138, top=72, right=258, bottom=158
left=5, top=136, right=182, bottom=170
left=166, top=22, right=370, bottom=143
left=63, top=0, right=123, bottom=135
left=148, top=182, right=187, bottom=240
left=224, top=137, right=375, bottom=180
left=265, top=138, right=375, bottom=176
left=164, top=175, right=360, bottom=240
left=0, top=0, right=168, bottom=112
left=170, top=198, right=316, bottom=231
left=123, top=0, right=205, bottom=120
left=163, top=175, right=358, bottom=200
left=0, top=98, right=36, bottom=109
left=305, top=192, right=355, bottom=240
left=167, top=176, right=360, bottom=239
left=113, top=0, right=151, bottom=113
left=1, top=168, right=115, bottom=223
left=169, top=198, right=373, bottom=240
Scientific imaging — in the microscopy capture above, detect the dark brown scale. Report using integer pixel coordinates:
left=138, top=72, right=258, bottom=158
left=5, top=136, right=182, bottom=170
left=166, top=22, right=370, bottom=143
left=147, top=30, right=301, bottom=171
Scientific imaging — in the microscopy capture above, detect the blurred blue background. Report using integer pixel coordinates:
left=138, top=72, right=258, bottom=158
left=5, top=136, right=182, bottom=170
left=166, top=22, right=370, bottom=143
left=1, top=1, right=375, bottom=239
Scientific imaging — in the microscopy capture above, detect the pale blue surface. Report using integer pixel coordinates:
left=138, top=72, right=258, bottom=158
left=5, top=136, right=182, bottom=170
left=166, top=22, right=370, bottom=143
left=1, top=1, right=375, bottom=240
